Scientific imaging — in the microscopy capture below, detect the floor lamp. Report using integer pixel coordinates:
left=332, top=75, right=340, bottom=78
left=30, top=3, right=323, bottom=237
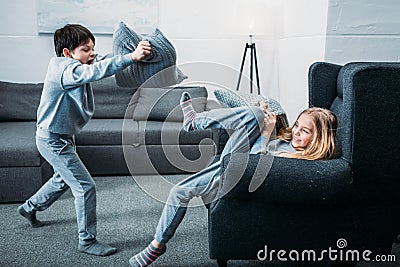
left=236, top=34, right=261, bottom=95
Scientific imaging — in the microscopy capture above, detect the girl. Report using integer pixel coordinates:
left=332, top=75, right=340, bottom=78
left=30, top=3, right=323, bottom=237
left=129, top=92, right=338, bottom=266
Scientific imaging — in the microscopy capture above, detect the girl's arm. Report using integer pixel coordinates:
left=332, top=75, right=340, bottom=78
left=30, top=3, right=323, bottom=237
left=249, top=111, right=277, bottom=154
left=249, top=135, right=269, bottom=154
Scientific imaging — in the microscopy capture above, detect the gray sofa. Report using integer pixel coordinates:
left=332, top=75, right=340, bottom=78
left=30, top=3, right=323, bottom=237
left=0, top=77, right=223, bottom=203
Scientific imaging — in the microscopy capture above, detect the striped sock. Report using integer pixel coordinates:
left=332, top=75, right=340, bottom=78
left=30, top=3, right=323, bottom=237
left=180, top=92, right=196, bottom=131
left=129, top=243, right=166, bottom=267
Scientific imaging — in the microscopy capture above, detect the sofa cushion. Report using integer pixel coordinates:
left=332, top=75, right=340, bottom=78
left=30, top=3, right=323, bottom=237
left=138, top=121, right=215, bottom=145
left=0, top=122, right=42, bottom=167
left=76, top=119, right=123, bottom=145
left=91, top=77, right=135, bottom=119
left=113, top=22, right=187, bottom=89
left=132, top=86, right=208, bottom=121
left=0, top=81, right=43, bottom=121
left=76, top=118, right=141, bottom=146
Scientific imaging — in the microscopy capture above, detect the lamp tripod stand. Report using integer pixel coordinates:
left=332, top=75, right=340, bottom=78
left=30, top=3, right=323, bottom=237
left=236, top=34, right=261, bottom=95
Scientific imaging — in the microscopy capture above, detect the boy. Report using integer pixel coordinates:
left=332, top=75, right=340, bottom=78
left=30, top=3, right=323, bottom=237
left=17, top=24, right=151, bottom=256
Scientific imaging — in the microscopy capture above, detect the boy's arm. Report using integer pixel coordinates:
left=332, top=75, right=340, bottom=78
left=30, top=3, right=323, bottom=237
left=94, top=53, right=113, bottom=61
left=61, top=54, right=134, bottom=88
left=62, top=41, right=151, bottom=89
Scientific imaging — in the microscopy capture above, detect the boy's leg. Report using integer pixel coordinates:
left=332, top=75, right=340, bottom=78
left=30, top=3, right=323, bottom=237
left=24, top=135, right=115, bottom=256
left=18, top=171, right=68, bottom=227
left=18, top=136, right=71, bottom=227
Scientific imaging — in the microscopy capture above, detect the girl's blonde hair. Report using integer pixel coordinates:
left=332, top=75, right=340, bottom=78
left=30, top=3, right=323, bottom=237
left=277, top=107, right=337, bottom=160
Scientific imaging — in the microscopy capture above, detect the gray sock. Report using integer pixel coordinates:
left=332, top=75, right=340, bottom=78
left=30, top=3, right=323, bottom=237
left=78, top=240, right=117, bottom=256
left=17, top=205, right=44, bottom=228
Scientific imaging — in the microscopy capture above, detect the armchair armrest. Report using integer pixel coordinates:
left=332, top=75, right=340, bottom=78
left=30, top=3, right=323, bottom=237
left=339, top=63, right=400, bottom=193
left=217, top=153, right=356, bottom=206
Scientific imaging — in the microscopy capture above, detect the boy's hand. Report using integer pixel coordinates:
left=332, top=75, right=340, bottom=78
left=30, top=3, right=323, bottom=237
left=131, top=41, right=151, bottom=61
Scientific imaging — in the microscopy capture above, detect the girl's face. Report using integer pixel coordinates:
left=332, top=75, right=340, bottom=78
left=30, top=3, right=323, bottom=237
left=291, top=113, right=315, bottom=150
left=67, top=39, right=95, bottom=65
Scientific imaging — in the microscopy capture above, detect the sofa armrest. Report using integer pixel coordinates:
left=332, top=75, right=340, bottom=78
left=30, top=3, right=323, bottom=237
left=217, top=153, right=355, bottom=206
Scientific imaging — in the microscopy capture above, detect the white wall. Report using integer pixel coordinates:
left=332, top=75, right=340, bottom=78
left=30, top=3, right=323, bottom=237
left=2, top=0, right=399, bottom=123
left=277, top=0, right=329, bottom=122
left=1, top=0, right=330, bottom=122
left=276, top=0, right=400, bottom=122
left=0, top=0, right=278, bottom=92
left=326, top=0, right=400, bottom=64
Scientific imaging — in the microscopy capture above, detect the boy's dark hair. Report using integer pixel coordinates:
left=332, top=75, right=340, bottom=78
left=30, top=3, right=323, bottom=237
left=54, top=24, right=95, bottom=57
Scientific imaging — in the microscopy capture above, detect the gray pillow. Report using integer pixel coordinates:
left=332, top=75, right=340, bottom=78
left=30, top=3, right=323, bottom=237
left=214, top=88, right=289, bottom=129
left=214, top=89, right=286, bottom=115
left=132, top=87, right=208, bottom=121
left=113, top=22, right=187, bottom=89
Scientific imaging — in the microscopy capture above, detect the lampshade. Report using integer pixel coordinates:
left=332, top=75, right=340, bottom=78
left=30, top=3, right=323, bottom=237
left=234, top=0, right=282, bottom=38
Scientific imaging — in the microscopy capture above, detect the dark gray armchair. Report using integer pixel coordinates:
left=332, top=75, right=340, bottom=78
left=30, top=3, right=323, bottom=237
left=208, top=62, right=400, bottom=266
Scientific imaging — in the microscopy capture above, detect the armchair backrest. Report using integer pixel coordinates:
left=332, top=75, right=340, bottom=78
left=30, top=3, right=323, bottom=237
left=309, top=62, right=344, bottom=159
left=309, top=62, right=400, bottom=198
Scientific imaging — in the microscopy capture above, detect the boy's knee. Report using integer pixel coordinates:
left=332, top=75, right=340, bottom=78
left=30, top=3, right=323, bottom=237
left=79, top=180, right=96, bottom=195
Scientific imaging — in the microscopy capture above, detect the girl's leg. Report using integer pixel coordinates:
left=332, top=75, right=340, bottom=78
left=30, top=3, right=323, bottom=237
left=129, top=93, right=266, bottom=266
left=155, top=160, right=221, bottom=243
left=129, top=114, right=263, bottom=266
left=181, top=92, right=264, bottom=133
left=129, top=160, right=222, bottom=267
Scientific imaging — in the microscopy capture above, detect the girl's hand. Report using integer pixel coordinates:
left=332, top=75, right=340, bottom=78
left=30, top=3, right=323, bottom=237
left=259, top=100, right=268, bottom=114
left=131, top=41, right=152, bottom=61
left=261, top=111, right=277, bottom=138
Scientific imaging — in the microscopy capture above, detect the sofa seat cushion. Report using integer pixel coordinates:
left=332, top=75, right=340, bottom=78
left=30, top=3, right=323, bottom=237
left=70, top=119, right=216, bottom=146
left=137, top=121, right=215, bottom=145
left=76, top=119, right=136, bottom=145
left=0, top=122, right=42, bottom=167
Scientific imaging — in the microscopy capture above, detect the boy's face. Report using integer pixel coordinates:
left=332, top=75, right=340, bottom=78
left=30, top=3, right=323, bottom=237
left=66, top=39, right=95, bottom=65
